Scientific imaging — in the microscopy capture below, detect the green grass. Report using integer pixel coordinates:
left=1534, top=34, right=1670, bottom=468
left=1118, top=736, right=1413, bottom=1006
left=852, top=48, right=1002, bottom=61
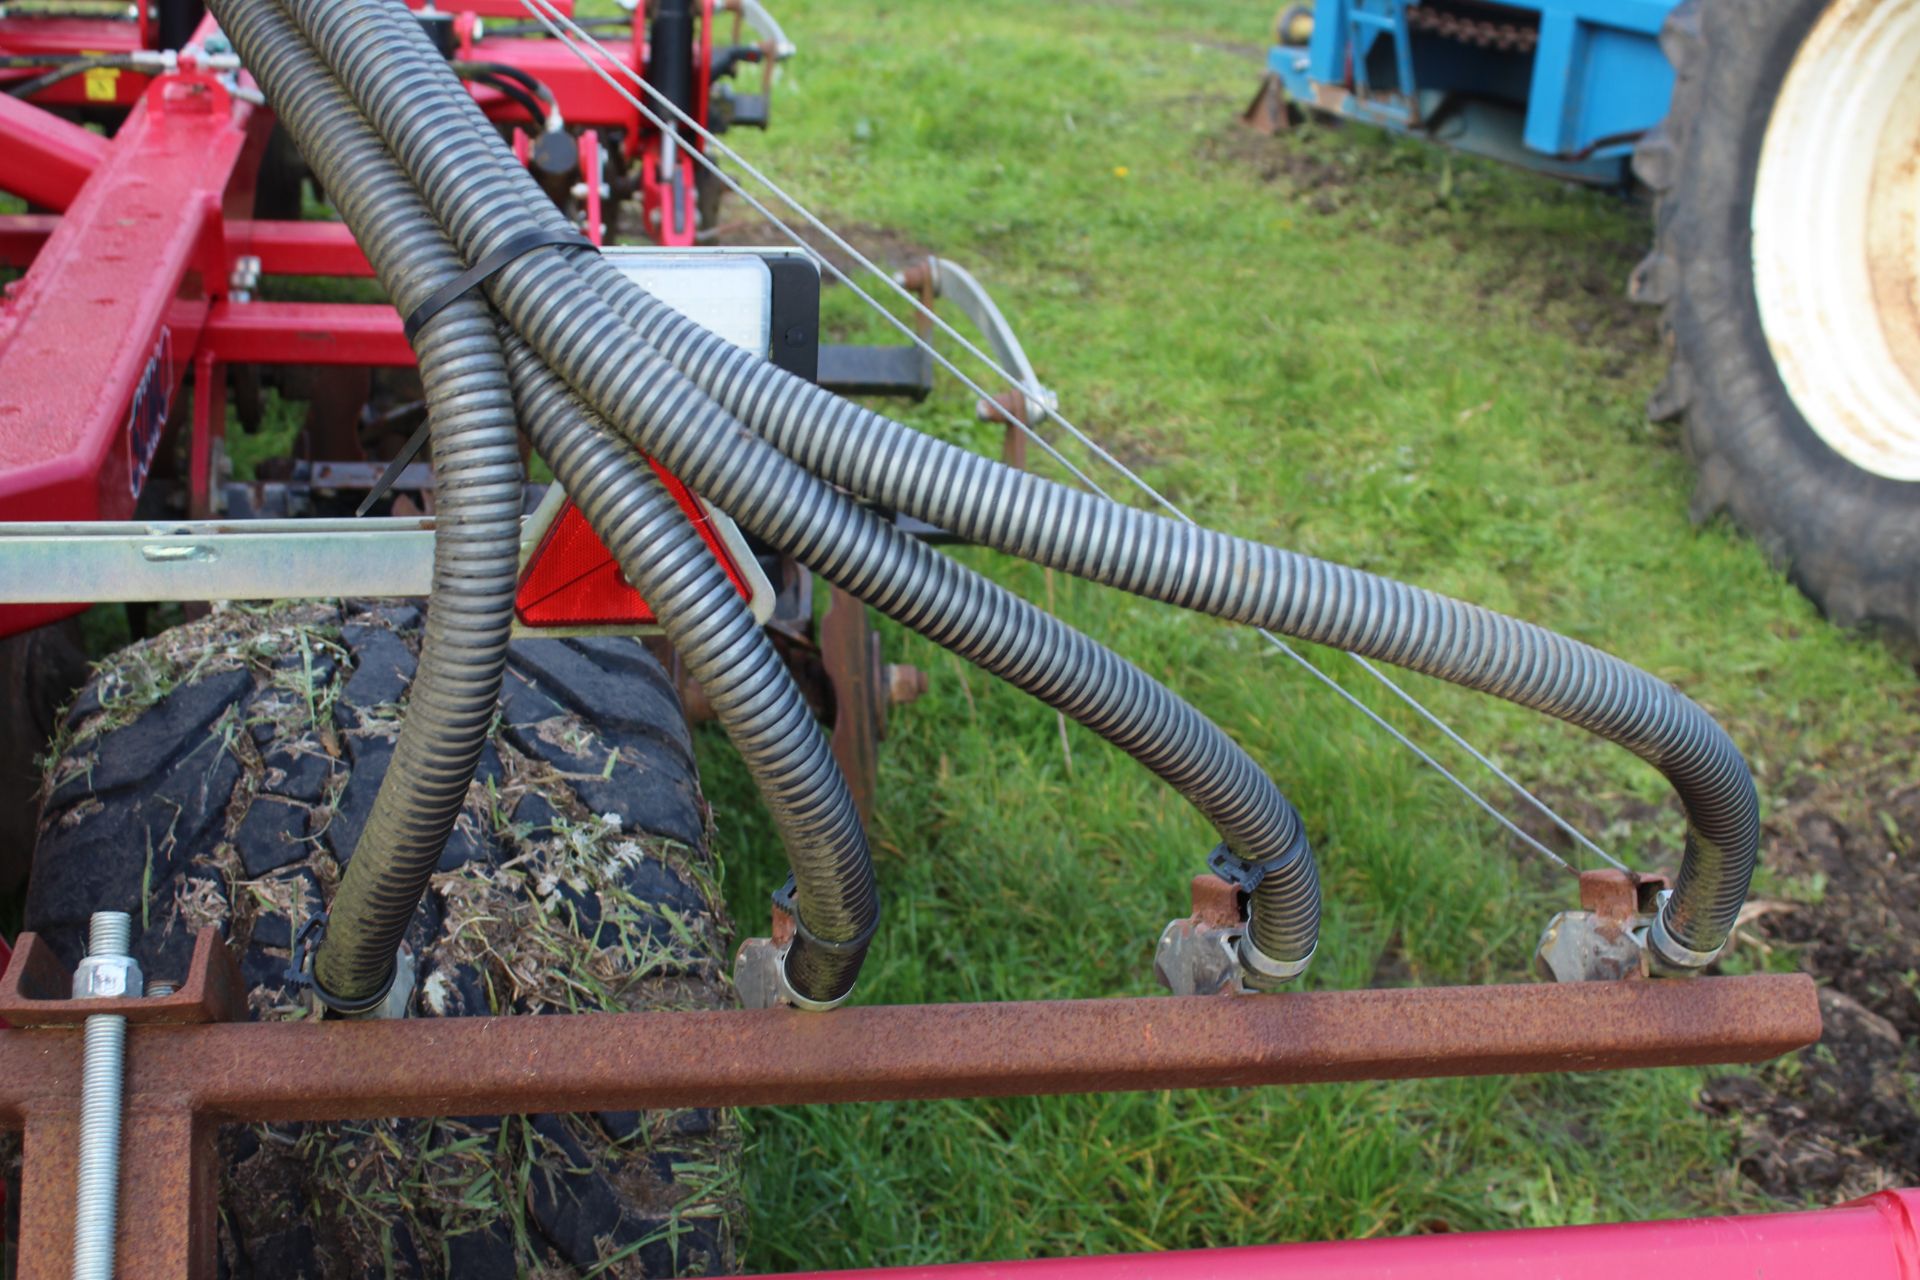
left=657, top=0, right=1920, bottom=1270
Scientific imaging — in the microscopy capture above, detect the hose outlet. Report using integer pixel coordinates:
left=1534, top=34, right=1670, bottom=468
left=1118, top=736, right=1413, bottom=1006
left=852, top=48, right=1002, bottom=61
left=1155, top=864, right=1314, bottom=995
left=1646, top=891, right=1726, bottom=976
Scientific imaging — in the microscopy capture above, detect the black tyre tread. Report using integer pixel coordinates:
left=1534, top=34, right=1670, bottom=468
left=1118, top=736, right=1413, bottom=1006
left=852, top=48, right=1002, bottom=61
left=25, top=602, right=737, bottom=1279
left=1630, top=0, right=1920, bottom=651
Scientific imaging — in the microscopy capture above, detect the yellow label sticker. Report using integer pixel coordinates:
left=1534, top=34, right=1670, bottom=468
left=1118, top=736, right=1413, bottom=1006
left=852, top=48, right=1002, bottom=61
left=83, top=66, right=121, bottom=102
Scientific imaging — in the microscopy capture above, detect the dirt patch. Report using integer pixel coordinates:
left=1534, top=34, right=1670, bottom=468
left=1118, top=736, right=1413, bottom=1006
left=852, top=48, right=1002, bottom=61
left=1463, top=229, right=1651, bottom=379
left=1197, top=122, right=1364, bottom=201
left=1700, top=740, right=1920, bottom=1200
left=1204, top=122, right=1657, bottom=375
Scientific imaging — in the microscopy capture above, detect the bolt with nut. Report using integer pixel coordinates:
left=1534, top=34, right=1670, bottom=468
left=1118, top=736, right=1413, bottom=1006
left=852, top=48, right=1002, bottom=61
left=70, top=911, right=141, bottom=1280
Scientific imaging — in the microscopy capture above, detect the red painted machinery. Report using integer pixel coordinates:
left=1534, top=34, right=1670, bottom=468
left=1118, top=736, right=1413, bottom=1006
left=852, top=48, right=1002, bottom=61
left=0, top=0, right=785, bottom=635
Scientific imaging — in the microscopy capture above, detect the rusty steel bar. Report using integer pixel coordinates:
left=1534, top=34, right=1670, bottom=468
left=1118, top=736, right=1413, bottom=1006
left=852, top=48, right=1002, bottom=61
left=0, top=974, right=1819, bottom=1123
left=0, top=973, right=1818, bottom=1279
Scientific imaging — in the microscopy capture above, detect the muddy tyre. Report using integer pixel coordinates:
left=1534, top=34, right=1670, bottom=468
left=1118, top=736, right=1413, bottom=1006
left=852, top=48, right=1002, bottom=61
left=25, top=602, right=737, bottom=1278
left=1631, top=0, right=1920, bottom=650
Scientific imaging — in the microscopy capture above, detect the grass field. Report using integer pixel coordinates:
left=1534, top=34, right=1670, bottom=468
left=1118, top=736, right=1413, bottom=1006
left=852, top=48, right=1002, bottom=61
left=674, top=0, right=1920, bottom=1271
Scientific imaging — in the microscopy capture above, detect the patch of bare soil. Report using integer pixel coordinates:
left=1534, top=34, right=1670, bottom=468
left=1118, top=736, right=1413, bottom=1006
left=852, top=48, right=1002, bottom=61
left=1463, top=230, right=1651, bottom=380
left=1519, top=734, right=1920, bottom=1202
left=1701, top=742, right=1920, bottom=1200
left=1197, top=122, right=1361, bottom=204
left=1203, top=121, right=1657, bottom=377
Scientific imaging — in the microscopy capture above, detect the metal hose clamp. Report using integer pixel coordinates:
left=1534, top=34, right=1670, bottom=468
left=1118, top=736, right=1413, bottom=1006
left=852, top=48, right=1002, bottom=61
left=285, top=913, right=401, bottom=1016
left=768, top=875, right=872, bottom=1010
left=1237, top=932, right=1315, bottom=984
left=764, top=938, right=856, bottom=1013
left=1645, top=890, right=1725, bottom=974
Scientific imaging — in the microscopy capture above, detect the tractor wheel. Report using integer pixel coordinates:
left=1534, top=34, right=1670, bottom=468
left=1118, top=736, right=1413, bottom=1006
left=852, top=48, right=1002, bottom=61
left=0, top=618, right=89, bottom=893
left=1631, top=0, right=1920, bottom=651
left=23, top=602, right=738, bottom=1278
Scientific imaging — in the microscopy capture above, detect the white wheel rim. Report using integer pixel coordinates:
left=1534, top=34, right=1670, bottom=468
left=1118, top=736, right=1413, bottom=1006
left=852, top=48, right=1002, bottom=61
left=1752, top=0, right=1920, bottom=482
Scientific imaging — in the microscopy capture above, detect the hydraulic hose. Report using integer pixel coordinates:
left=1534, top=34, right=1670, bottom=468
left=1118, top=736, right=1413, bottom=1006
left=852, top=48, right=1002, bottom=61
left=459, top=69, right=546, bottom=126
left=454, top=59, right=555, bottom=109
left=278, top=0, right=1325, bottom=972
left=211, top=0, right=879, bottom=1006
left=210, top=0, right=525, bottom=1012
left=452, top=60, right=560, bottom=127
left=3, top=55, right=133, bottom=98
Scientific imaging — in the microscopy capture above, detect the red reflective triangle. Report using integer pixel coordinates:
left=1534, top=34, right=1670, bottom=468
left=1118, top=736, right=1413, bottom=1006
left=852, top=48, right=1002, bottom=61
left=515, top=462, right=751, bottom=628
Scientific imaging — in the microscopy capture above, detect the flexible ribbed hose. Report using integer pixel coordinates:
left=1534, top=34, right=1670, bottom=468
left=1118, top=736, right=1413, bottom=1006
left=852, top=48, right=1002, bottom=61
left=551, top=200, right=1757, bottom=967
left=426, top=35, right=1755, bottom=961
left=279, top=0, right=1323, bottom=967
left=210, top=0, right=881, bottom=1004
left=208, top=0, right=524, bottom=1009
left=504, top=335, right=878, bottom=999
left=722, top=374, right=1758, bottom=962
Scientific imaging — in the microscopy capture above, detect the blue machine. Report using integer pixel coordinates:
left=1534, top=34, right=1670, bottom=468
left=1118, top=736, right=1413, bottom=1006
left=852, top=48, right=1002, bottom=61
left=1256, top=0, right=1680, bottom=184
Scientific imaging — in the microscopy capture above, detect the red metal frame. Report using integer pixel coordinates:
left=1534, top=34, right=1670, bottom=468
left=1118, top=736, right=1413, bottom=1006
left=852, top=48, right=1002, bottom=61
left=0, top=1, right=743, bottom=637
left=0, top=28, right=257, bottom=632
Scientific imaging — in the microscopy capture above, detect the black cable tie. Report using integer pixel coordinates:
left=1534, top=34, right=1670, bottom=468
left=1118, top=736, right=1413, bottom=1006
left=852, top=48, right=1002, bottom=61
left=1207, top=843, right=1292, bottom=894
left=282, top=910, right=329, bottom=989
left=353, top=418, right=431, bottom=517
left=356, top=232, right=589, bottom=517
left=400, top=228, right=592, bottom=344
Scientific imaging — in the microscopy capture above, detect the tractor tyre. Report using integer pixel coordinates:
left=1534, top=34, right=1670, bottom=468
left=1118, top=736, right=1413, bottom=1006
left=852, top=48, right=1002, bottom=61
left=0, top=617, right=89, bottom=893
left=23, top=602, right=738, bottom=1278
left=1631, top=0, right=1920, bottom=652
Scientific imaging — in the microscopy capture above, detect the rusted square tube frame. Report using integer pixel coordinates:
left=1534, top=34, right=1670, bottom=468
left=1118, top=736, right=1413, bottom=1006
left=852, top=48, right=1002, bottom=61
left=0, top=942, right=1819, bottom=1279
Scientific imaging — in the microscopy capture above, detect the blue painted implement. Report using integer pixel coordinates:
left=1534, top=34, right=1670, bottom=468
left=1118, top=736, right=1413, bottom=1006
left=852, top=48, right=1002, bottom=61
left=1252, top=0, right=1680, bottom=185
